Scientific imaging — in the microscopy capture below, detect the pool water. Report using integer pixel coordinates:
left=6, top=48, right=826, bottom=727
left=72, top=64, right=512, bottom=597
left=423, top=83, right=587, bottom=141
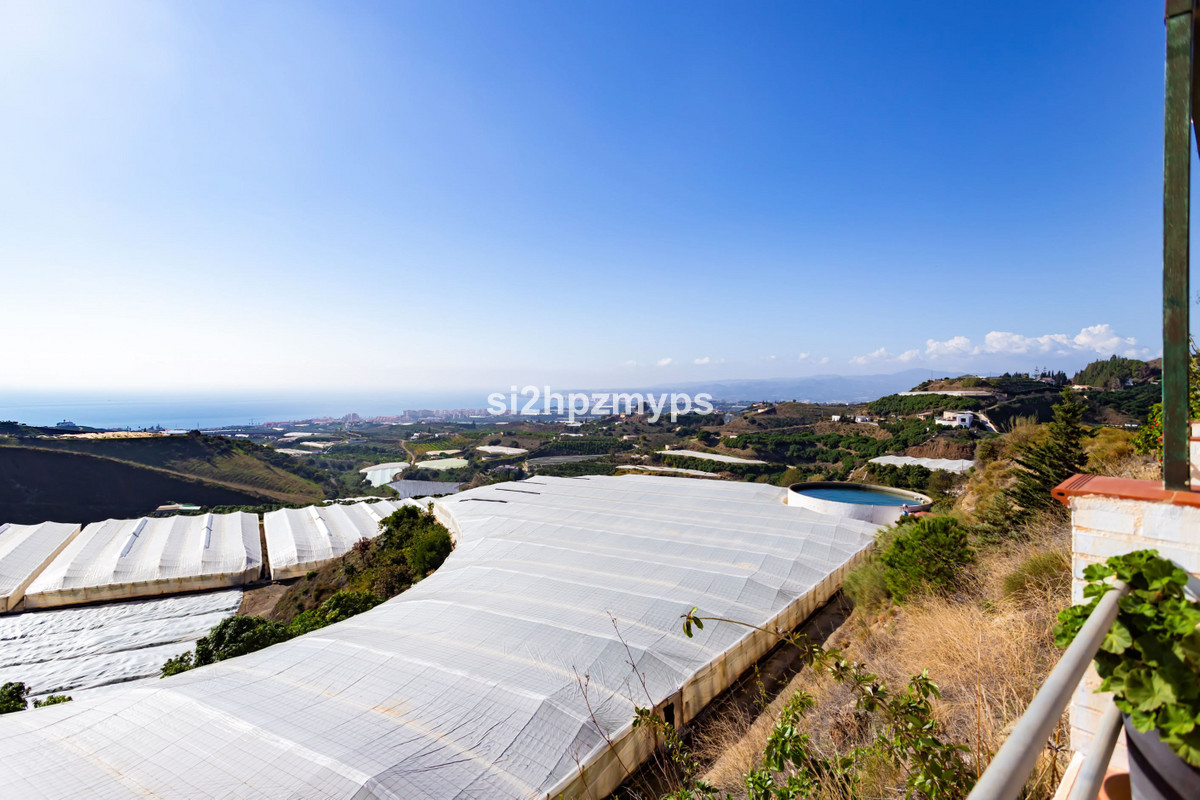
left=795, top=486, right=921, bottom=506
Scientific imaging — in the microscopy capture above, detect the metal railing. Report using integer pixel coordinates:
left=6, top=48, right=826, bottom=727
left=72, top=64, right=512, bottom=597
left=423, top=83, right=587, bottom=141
left=965, top=581, right=1128, bottom=800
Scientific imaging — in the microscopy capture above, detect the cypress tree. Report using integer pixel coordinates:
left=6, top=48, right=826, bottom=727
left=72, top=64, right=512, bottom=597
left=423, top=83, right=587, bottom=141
left=1008, top=389, right=1089, bottom=516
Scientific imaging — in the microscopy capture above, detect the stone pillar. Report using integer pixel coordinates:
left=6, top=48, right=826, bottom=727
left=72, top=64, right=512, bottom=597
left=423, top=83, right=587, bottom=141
left=1056, top=475, right=1200, bottom=763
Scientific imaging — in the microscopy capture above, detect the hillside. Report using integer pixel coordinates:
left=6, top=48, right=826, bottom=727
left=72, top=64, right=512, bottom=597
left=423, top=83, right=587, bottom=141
left=0, top=433, right=332, bottom=524
left=19, top=433, right=330, bottom=501
left=0, top=447, right=270, bottom=524
left=720, top=401, right=855, bottom=432
left=1072, top=355, right=1160, bottom=389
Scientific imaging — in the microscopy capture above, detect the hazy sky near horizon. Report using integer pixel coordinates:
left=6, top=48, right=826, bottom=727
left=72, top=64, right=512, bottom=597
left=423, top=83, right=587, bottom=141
left=0, top=1, right=1178, bottom=392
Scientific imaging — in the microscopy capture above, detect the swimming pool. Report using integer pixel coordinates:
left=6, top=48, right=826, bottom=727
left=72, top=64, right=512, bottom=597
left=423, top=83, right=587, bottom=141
left=790, top=486, right=922, bottom=506
left=785, top=482, right=933, bottom=524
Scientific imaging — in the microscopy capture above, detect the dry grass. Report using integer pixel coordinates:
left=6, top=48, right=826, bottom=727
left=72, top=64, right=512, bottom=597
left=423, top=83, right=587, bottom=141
left=696, top=517, right=1073, bottom=799
left=904, top=438, right=976, bottom=459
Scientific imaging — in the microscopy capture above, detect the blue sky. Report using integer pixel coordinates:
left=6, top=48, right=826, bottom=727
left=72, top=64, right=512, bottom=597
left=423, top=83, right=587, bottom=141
left=0, top=1, right=1174, bottom=393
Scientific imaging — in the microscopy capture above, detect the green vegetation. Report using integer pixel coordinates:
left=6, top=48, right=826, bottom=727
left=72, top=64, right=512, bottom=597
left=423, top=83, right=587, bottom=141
left=659, top=453, right=778, bottom=480
left=0, top=429, right=341, bottom=524
left=533, top=459, right=619, bottom=477
left=288, top=590, right=383, bottom=636
left=163, top=505, right=453, bottom=676
left=666, top=608, right=975, bottom=799
left=1072, top=355, right=1158, bottom=389
left=274, top=504, right=454, bottom=617
left=863, top=462, right=933, bottom=492
left=842, top=525, right=898, bottom=611
left=1083, top=383, right=1158, bottom=422
left=31, top=431, right=332, bottom=502
left=1055, top=550, right=1200, bottom=766
left=530, top=437, right=633, bottom=457
left=867, top=394, right=982, bottom=416
left=725, top=418, right=943, bottom=481
left=0, top=446, right=270, bottom=525
left=0, top=682, right=72, bottom=714
left=880, top=516, right=975, bottom=602
left=161, top=590, right=385, bottom=676
left=0, top=683, right=28, bottom=714
left=161, top=615, right=291, bottom=676
left=1007, top=390, right=1088, bottom=518
left=1134, top=341, right=1200, bottom=459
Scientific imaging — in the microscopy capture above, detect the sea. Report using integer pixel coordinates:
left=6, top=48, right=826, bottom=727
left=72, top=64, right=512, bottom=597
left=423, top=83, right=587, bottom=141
left=0, top=391, right=491, bottom=430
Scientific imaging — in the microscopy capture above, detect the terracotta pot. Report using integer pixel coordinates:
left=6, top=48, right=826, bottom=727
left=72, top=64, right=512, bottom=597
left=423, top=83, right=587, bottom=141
left=1123, top=714, right=1200, bottom=800
left=1101, top=771, right=1131, bottom=800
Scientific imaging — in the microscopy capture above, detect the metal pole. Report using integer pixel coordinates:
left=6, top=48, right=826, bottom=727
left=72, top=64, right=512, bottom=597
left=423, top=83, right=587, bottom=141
left=965, top=583, right=1128, bottom=800
left=1163, top=0, right=1193, bottom=491
left=1067, top=702, right=1123, bottom=800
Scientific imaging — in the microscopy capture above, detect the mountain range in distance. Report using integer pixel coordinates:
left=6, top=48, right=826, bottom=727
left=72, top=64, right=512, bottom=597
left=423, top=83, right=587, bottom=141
left=623, top=369, right=964, bottom=405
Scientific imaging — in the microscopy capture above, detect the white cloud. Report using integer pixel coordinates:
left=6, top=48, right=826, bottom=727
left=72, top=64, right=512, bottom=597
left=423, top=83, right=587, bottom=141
left=818, top=356, right=830, bottom=364
left=693, top=356, right=710, bottom=365
left=897, top=349, right=920, bottom=363
left=849, top=347, right=892, bottom=366
left=924, top=335, right=973, bottom=358
left=761, top=354, right=777, bottom=361
left=922, top=324, right=1148, bottom=360
left=655, top=357, right=673, bottom=367
left=1072, top=324, right=1139, bottom=355
left=621, top=360, right=638, bottom=367
left=797, top=352, right=810, bottom=361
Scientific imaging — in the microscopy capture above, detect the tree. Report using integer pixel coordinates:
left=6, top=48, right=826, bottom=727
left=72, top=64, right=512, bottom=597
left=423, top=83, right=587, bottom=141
left=1007, top=389, right=1089, bottom=517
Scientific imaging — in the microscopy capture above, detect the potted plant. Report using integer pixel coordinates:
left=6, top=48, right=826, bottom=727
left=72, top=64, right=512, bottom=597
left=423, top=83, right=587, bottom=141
left=1055, top=550, right=1200, bottom=800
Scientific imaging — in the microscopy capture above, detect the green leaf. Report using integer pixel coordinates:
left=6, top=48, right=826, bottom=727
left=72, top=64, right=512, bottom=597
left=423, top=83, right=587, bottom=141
left=1101, top=620, right=1133, bottom=654
left=1156, top=703, right=1197, bottom=736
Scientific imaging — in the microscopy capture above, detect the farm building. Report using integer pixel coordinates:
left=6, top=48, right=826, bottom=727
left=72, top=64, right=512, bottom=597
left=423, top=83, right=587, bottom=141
left=263, top=500, right=409, bottom=580
left=0, top=522, right=81, bottom=613
left=359, top=461, right=410, bottom=486
left=21, top=513, right=261, bottom=609
left=868, top=454, right=976, bottom=474
left=0, top=475, right=879, bottom=798
left=385, top=479, right=464, bottom=500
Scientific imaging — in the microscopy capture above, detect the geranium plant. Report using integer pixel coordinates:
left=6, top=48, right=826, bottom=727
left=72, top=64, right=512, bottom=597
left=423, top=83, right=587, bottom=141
left=1054, top=550, right=1200, bottom=766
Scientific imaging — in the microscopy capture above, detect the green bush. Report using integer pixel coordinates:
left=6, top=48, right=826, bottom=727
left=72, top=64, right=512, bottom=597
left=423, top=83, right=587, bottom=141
left=845, top=558, right=889, bottom=609
left=407, top=528, right=454, bottom=576
left=844, top=528, right=902, bottom=609
left=0, top=682, right=28, bottom=714
left=1002, top=550, right=1070, bottom=601
left=881, top=517, right=975, bottom=602
left=195, top=616, right=291, bottom=665
left=33, top=694, right=72, bottom=708
left=288, top=591, right=382, bottom=636
left=162, top=616, right=291, bottom=677
left=974, top=437, right=1004, bottom=465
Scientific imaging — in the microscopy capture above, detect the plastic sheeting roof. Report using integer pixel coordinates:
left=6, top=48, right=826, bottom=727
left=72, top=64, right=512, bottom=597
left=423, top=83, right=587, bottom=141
left=360, top=462, right=409, bottom=487
left=0, top=522, right=80, bottom=613
left=657, top=449, right=767, bottom=464
left=22, top=513, right=261, bottom=609
left=868, top=455, right=976, bottom=473
left=0, top=475, right=878, bottom=799
left=386, top=480, right=463, bottom=500
left=0, top=589, right=241, bottom=703
left=263, top=500, right=408, bottom=580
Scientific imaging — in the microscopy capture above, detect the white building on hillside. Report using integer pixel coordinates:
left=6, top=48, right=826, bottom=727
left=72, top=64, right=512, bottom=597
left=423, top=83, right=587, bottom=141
left=935, top=410, right=975, bottom=428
